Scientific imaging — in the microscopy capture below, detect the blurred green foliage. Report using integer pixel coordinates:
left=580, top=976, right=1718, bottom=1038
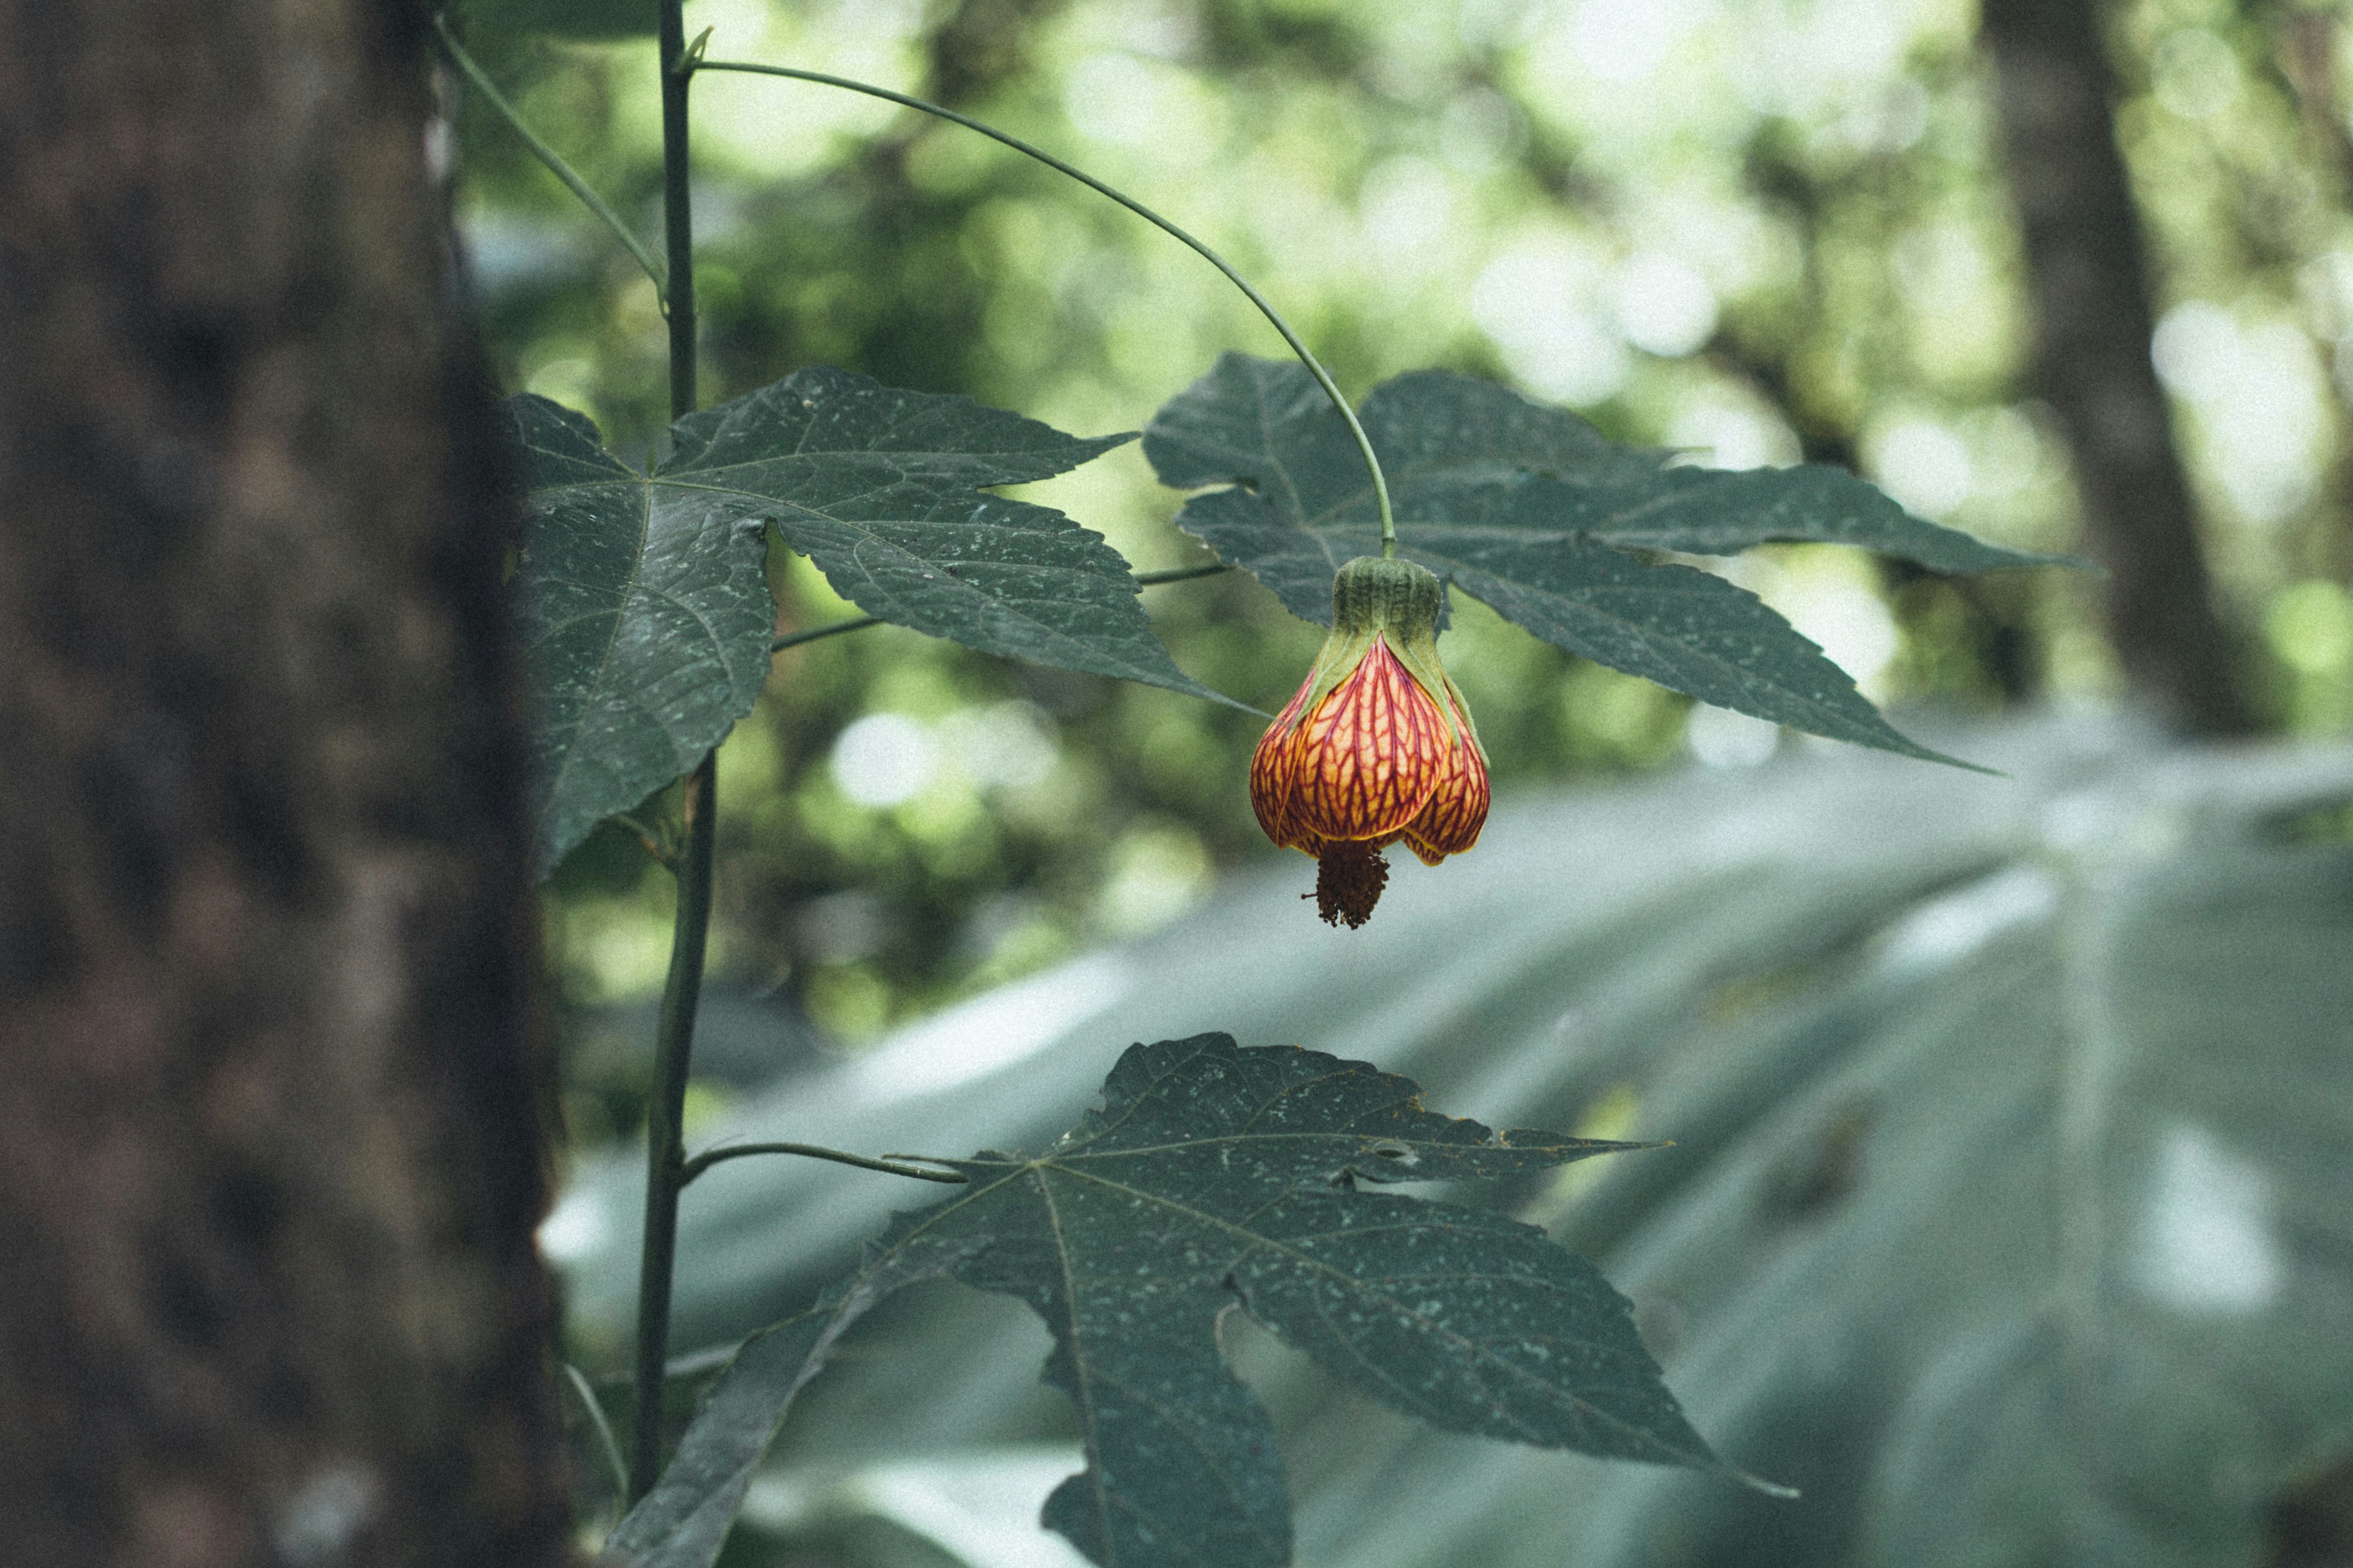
left=448, top=0, right=2353, bottom=1140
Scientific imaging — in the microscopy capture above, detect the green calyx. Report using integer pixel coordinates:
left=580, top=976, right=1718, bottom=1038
left=1291, top=558, right=1484, bottom=761
left=1331, top=555, right=1443, bottom=643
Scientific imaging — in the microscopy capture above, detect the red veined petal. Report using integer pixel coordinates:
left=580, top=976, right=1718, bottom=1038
left=1249, top=676, right=1321, bottom=852
left=1401, top=691, right=1491, bottom=865
left=1290, top=636, right=1448, bottom=843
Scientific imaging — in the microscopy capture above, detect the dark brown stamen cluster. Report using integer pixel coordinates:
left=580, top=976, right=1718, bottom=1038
left=1309, top=841, right=1390, bottom=929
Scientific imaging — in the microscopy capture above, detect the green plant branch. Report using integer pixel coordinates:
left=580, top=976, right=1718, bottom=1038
left=691, top=58, right=1397, bottom=557
left=430, top=15, right=669, bottom=306
left=771, top=615, right=881, bottom=653
left=629, top=0, right=707, bottom=1509
left=681, top=1141, right=969, bottom=1186
left=657, top=12, right=699, bottom=421
left=1133, top=562, right=1235, bottom=588
left=769, top=563, right=1233, bottom=653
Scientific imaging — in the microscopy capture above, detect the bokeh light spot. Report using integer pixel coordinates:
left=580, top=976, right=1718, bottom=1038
left=1781, top=578, right=1900, bottom=689
left=1472, top=242, right=1628, bottom=404
left=1611, top=253, right=1718, bottom=358
left=940, top=701, right=1060, bottom=790
left=1668, top=403, right=1799, bottom=470
left=2150, top=29, right=2240, bottom=121
left=831, top=714, right=939, bottom=808
left=1568, top=0, right=1701, bottom=83
left=2266, top=580, right=2353, bottom=676
left=1869, top=420, right=1973, bottom=519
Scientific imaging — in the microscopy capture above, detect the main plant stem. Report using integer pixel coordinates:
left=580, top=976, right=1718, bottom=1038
left=629, top=0, right=708, bottom=1506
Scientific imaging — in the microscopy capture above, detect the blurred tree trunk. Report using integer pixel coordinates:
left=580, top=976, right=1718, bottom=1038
left=1980, top=0, right=2255, bottom=734
left=0, top=2, right=574, bottom=1566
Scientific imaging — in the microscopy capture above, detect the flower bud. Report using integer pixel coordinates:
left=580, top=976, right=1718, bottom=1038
left=1249, top=556, right=1490, bottom=926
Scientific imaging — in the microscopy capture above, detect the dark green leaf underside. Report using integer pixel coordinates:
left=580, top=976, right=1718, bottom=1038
left=1143, top=355, right=2039, bottom=768
left=672, top=369, right=1234, bottom=711
left=507, top=369, right=1234, bottom=875
left=507, top=394, right=774, bottom=877
left=604, top=1034, right=1725, bottom=1568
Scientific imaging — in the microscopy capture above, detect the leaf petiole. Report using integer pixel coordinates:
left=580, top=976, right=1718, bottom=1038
left=769, top=562, right=1232, bottom=654
left=688, top=57, right=1398, bottom=557
left=1133, top=562, right=1235, bottom=588
left=680, top=1141, right=968, bottom=1186
left=770, top=615, right=880, bottom=654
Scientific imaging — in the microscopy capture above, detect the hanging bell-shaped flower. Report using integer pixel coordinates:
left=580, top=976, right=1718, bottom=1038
left=1250, top=555, right=1490, bottom=928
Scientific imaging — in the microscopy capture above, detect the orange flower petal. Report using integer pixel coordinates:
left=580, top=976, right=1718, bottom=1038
left=1250, top=557, right=1486, bottom=919
left=1401, top=692, right=1490, bottom=865
left=1291, top=636, right=1448, bottom=843
left=1248, top=680, right=1315, bottom=850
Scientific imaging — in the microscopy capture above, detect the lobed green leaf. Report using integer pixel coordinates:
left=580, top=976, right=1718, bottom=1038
left=602, top=1033, right=1725, bottom=1568
left=507, top=395, right=774, bottom=878
left=506, top=369, right=1232, bottom=876
left=671, top=368, right=1232, bottom=710
left=1143, top=354, right=2054, bottom=768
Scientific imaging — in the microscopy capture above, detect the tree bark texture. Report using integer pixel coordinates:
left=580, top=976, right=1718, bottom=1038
left=0, top=3, right=573, bottom=1566
left=1979, top=0, right=2254, bottom=734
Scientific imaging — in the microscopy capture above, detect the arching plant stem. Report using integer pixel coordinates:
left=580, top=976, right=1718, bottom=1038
left=431, top=16, right=669, bottom=305
left=691, top=58, right=1398, bottom=557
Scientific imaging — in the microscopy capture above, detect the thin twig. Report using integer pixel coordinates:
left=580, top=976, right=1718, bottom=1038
left=431, top=16, right=670, bottom=305
left=560, top=1362, right=632, bottom=1502
left=771, top=615, right=881, bottom=653
left=1135, top=562, right=1233, bottom=587
left=680, top=1140, right=968, bottom=1186
left=692, top=58, right=1397, bottom=555
left=768, top=564, right=1232, bottom=653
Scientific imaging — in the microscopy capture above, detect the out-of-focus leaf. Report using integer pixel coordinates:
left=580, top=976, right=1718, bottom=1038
left=1141, top=355, right=2053, bottom=766
left=553, top=718, right=2353, bottom=1568
left=604, top=1247, right=970, bottom=1568
left=600, top=1034, right=1712, bottom=1568
left=1292, top=832, right=2353, bottom=1568
left=508, top=370, right=1232, bottom=874
left=604, top=1305, right=835, bottom=1567
left=727, top=1444, right=1094, bottom=1568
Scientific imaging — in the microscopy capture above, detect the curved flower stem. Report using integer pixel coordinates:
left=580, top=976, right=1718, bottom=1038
left=691, top=59, right=1397, bottom=557
left=430, top=16, right=669, bottom=306
left=680, top=1141, right=969, bottom=1187
left=769, top=563, right=1233, bottom=653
